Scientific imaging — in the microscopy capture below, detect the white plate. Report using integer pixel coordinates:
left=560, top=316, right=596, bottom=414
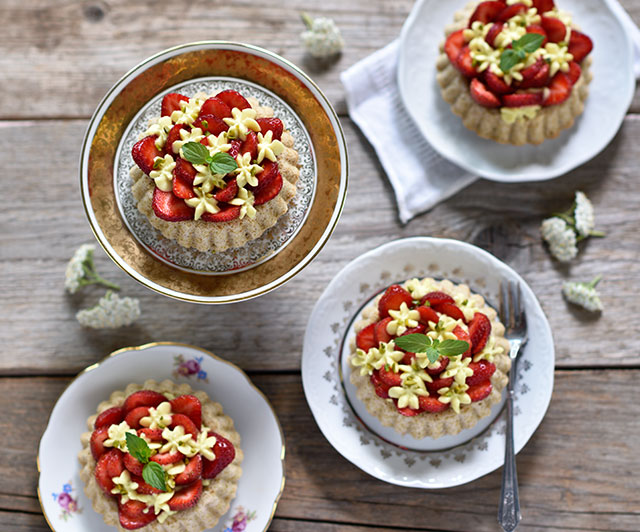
left=398, top=0, right=635, bottom=182
left=38, top=343, right=285, bottom=531
left=302, top=237, right=554, bottom=488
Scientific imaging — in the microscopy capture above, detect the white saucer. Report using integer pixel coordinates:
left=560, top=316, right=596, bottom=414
left=302, top=237, right=554, bottom=488
left=38, top=343, right=285, bottom=531
left=398, top=0, right=635, bottom=182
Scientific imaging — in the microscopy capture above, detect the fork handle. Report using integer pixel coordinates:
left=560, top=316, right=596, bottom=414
left=498, top=361, right=521, bottom=532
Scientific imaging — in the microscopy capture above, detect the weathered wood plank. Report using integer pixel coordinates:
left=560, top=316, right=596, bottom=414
left=0, top=0, right=639, bottom=119
left=1, top=117, right=640, bottom=374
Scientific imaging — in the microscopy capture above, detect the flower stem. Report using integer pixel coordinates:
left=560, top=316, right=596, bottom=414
left=301, top=12, right=314, bottom=29
left=588, top=275, right=603, bottom=288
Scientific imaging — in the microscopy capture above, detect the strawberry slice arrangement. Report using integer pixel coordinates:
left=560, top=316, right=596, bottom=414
left=131, top=89, right=288, bottom=224
left=444, top=0, right=593, bottom=113
left=90, top=390, right=235, bottom=529
left=352, top=283, right=501, bottom=416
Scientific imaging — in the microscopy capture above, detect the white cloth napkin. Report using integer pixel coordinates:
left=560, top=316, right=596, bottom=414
left=341, top=1, right=640, bottom=224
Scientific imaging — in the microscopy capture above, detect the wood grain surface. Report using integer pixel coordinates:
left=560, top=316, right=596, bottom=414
left=1, top=0, right=639, bottom=530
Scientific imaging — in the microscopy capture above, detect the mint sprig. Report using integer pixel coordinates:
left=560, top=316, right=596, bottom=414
left=181, top=142, right=238, bottom=176
left=500, top=33, right=545, bottom=73
left=125, top=432, right=166, bottom=492
left=394, top=334, right=469, bottom=365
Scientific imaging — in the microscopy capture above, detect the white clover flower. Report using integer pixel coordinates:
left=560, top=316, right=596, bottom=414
left=540, top=217, right=578, bottom=262
left=574, top=191, right=595, bottom=238
left=65, top=244, right=120, bottom=293
left=76, top=291, right=141, bottom=329
left=562, top=276, right=603, bottom=312
left=301, top=13, right=344, bottom=58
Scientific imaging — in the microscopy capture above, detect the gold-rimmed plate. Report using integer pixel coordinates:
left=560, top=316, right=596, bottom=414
left=80, top=41, right=348, bottom=303
left=38, top=342, right=285, bottom=531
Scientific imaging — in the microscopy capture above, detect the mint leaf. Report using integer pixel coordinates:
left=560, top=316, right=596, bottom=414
left=394, top=334, right=432, bottom=354
left=181, top=142, right=209, bottom=165
left=142, top=462, right=167, bottom=492
left=209, top=152, right=238, bottom=175
left=125, top=432, right=151, bottom=464
left=426, top=346, right=441, bottom=365
left=438, top=339, right=470, bottom=357
left=515, top=32, right=545, bottom=53
left=500, top=49, right=524, bottom=72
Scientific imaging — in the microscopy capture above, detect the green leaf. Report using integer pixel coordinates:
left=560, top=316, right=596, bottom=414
left=209, top=152, right=238, bottom=175
left=438, top=339, right=470, bottom=357
left=515, top=32, right=545, bottom=53
left=125, top=432, right=151, bottom=464
left=500, top=49, right=523, bottom=72
left=181, top=142, right=210, bottom=165
left=142, top=462, right=167, bottom=492
left=394, top=334, right=432, bottom=354
left=426, top=346, right=441, bottom=365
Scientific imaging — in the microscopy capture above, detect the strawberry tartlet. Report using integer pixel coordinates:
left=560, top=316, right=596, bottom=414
left=130, top=89, right=300, bottom=252
left=78, top=380, right=242, bottom=531
left=437, top=0, right=593, bottom=145
left=349, top=278, right=511, bottom=439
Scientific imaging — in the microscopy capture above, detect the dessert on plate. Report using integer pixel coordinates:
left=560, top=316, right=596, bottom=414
left=437, top=0, right=594, bottom=145
left=78, top=379, right=242, bottom=530
left=130, top=89, right=300, bottom=252
left=349, top=278, right=511, bottom=439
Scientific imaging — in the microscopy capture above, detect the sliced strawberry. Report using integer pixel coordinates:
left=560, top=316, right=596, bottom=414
left=378, top=366, right=402, bottom=387
left=485, top=71, right=512, bottom=95
left=161, top=93, right=189, bottom=117
left=467, top=360, right=497, bottom=386
left=90, top=426, right=110, bottom=461
left=94, top=406, right=124, bottom=429
left=173, top=157, right=197, bottom=183
left=421, top=292, right=455, bottom=307
left=519, top=62, right=550, bottom=88
left=567, top=61, right=582, bottom=85
left=445, top=29, right=466, bottom=66
left=165, top=124, right=187, bottom=155
left=540, top=16, right=566, bottom=43
left=432, top=302, right=466, bottom=321
left=468, top=381, right=493, bottom=402
left=468, top=313, right=492, bottom=354
left=374, top=317, right=393, bottom=344
left=397, top=407, right=421, bottom=416
left=401, top=352, right=416, bottom=365
left=253, top=172, right=283, bottom=206
left=123, top=453, right=144, bottom=477
left=486, top=22, right=504, bottom=48
left=416, top=305, right=440, bottom=325
left=469, top=1, right=507, bottom=25
left=192, top=114, right=228, bottom=136
left=152, top=188, right=193, bottom=222
left=122, top=391, right=168, bottom=414
left=503, top=92, right=543, bottom=107
left=568, top=30, right=594, bottom=63
left=216, top=89, right=251, bottom=110
left=170, top=413, right=199, bottom=438
left=170, top=395, right=202, bottom=428
left=150, top=451, right=183, bottom=465
left=419, top=395, right=450, bottom=413
left=370, top=372, right=391, bottom=399
left=213, top=178, right=238, bottom=203
left=256, top=117, right=284, bottom=141
left=119, top=499, right=150, bottom=520
left=532, top=0, right=554, bottom=13
left=425, top=356, right=450, bottom=376
left=401, top=324, right=426, bottom=336
left=426, top=376, right=454, bottom=394
left=496, top=3, right=527, bottom=22
left=526, top=25, right=548, bottom=46
left=453, top=325, right=472, bottom=357
left=168, top=479, right=202, bottom=511
left=172, top=174, right=195, bottom=199
left=175, top=454, right=202, bottom=485
left=254, top=160, right=279, bottom=191
left=356, top=323, right=378, bottom=352
left=227, top=139, right=242, bottom=159
left=119, top=504, right=157, bottom=530
left=378, top=285, right=413, bottom=318
left=241, top=131, right=258, bottom=160
left=201, top=204, right=242, bottom=222
left=137, top=428, right=163, bottom=441
left=199, top=97, right=232, bottom=119
left=456, top=46, right=477, bottom=78
left=543, top=71, right=572, bottom=106
left=124, top=407, right=150, bottom=429
left=470, top=78, right=501, bottom=108
left=132, top=476, right=163, bottom=495
left=95, top=449, right=124, bottom=496
left=520, top=57, right=544, bottom=81
left=202, top=432, right=236, bottom=479
left=132, top=136, right=162, bottom=175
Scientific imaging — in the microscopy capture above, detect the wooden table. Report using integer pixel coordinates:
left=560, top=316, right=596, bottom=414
left=2, top=1, right=639, bottom=530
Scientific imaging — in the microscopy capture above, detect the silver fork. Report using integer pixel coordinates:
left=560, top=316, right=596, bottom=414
left=497, top=281, right=528, bottom=532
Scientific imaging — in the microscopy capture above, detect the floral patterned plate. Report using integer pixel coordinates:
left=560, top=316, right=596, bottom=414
left=38, top=343, right=285, bottom=531
left=302, top=237, right=554, bottom=488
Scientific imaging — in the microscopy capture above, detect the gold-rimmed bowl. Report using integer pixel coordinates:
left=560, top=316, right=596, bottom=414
left=80, top=41, right=348, bottom=303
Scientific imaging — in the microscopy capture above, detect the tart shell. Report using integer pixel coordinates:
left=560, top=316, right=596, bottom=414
left=348, top=279, right=511, bottom=440
left=78, top=379, right=243, bottom=532
left=436, top=1, right=593, bottom=146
